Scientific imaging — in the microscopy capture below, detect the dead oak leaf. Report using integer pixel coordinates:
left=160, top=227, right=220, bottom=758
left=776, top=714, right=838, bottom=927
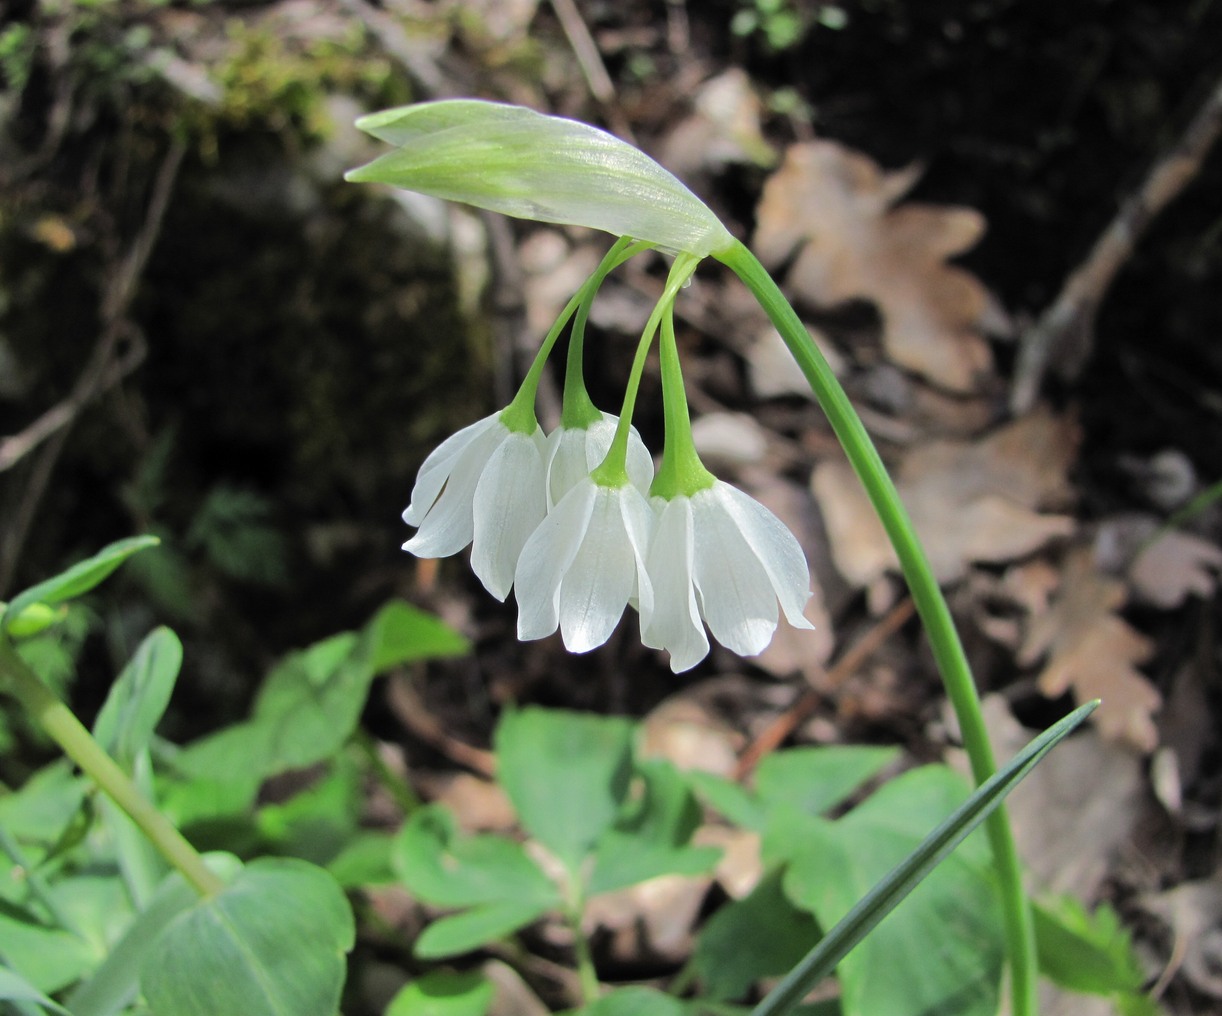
left=1129, top=529, right=1222, bottom=608
left=812, top=409, right=1078, bottom=588
left=754, top=140, right=1007, bottom=392
left=1018, top=545, right=1161, bottom=753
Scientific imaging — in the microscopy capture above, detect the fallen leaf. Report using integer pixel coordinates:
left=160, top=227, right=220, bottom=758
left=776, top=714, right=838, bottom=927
left=1018, top=545, right=1161, bottom=752
left=812, top=409, right=1078, bottom=588
left=1128, top=529, right=1222, bottom=608
left=754, top=140, right=1009, bottom=391
left=746, top=320, right=845, bottom=399
left=691, top=412, right=770, bottom=468
left=660, top=68, right=777, bottom=177
left=1137, top=877, right=1222, bottom=999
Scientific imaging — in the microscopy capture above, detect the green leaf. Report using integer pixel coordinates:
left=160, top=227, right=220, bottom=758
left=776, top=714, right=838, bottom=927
left=2, top=536, right=159, bottom=632
left=92, top=627, right=182, bottom=769
left=0, top=966, right=73, bottom=1015
left=750, top=701, right=1098, bottom=1016
left=754, top=746, right=899, bottom=818
left=573, top=986, right=689, bottom=1016
left=1033, top=895, right=1146, bottom=996
left=367, top=599, right=469, bottom=673
left=0, top=908, right=95, bottom=995
left=772, top=766, right=1003, bottom=1016
left=1, top=602, right=64, bottom=639
left=346, top=100, right=735, bottom=258
left=140, top=858, right=354, bottom=1016
left=255, top=755, right=362, bottom=865
left=386, top=970, right=493, bottom=1016
left=395, top=805, right=559, bottom=911
left=686, top=771, right=767, bottom=830
left=588, top=759, right=721, bottom=895
left=692, top=869, right=821, bottom=1002
left=326, top=832, right=395, bottom=889
left=414, top=901, right=552, bottom=960
left=494, top=707, right=634, bottom=872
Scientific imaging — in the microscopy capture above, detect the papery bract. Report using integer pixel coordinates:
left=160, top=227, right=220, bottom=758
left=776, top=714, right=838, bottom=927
left=515, top=477, right=654, bottom=653
left=345, top=100, right=735, bottom=258
left=403, top=412, right=548, bottom=601
left=642, top=481, right=814, bottom=672
left=544, top=413, right=653, bottom=508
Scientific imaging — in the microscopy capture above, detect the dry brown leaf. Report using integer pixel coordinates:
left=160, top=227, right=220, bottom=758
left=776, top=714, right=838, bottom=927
left=754, top=140, right=1008, bottom=392
left=1128, top=529, right=1222, bottom=608
left=812, top=409, right=1078, bottom=588
left=1018, top=546, right=1161, bottom=752
left=659, top=68, right=777, bottom=177
left=1137, top=877, right=1222, bottom=999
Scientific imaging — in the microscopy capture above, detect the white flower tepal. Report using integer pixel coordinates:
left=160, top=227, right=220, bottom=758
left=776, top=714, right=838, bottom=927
left=515, top=477, right=654, bottom=654
left=402, top=412, right=547, bottom=602
left=544, top=414, right=653, bottom=508
left=346, top=100, right=735, bottom=258
left=642, top=482, right=815, bottom=673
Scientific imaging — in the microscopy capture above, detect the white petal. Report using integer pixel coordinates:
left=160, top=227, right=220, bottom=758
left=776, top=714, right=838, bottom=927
left=558, top=486, right=640, bottom=653
left=712, top=482, right=814, bottom=630
left=470, top=430, right=548, bottom=601
left=642, top=497, right=709, bottom=672
left=582, top=415, right=655, bottom=496
left=515, top=480, right=596, bottom=641
left=403, top=420, right=509, bottom=558
left=690, top=487, right=780, bottom=656
left=545, top=426, right=594, bottom=509
left=403, top=414, right=501, bottom=526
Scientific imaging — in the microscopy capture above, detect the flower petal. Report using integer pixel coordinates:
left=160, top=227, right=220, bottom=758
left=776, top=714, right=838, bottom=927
left=403, top=419, right=508, bottom=558
left=470, top=429, right=548, bottom=600
left=558, top=486, right=642, bottom=653
left=515, top=479, right=597, bottom=641
left=690, top=487, right=781, bottom=656
left=545, top=426, right=594, bottom=509
left=712, top=483, right=814, bottom=630
left=642, top=497, right=709, bottom=672
left=403, top=414, right=501, bottom=526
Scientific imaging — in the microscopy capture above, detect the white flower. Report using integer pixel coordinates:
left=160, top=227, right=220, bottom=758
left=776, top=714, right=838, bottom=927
left=403, top=412, right=548, bottom=601
left=544, top=414, right=653, bottom=508
left=641, top=481, right=814, bottom=672
left=515, top=477, right=654, bottom=653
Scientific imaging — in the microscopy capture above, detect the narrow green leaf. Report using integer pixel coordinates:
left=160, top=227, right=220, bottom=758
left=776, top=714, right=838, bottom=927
left=0, top=967, right=73, bottom=1015
left=413, top=900, right=552, bottom=960
left=494, top=707, right=634, bottom=872
left=140, top=858, right=354, bottom=1016
left=92, top=627, right=182, bottom=769
left=386, top=970, right=493, bottom=1016
left=750, top=701, right=1098, bottom=1016
left=2, top=536, right=159, bottom=632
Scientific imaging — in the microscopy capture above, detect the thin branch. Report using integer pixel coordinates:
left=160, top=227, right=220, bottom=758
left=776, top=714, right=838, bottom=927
left=1011, top=71, right=1222, bottom=413
left=547, top=0, right=635, bottom=143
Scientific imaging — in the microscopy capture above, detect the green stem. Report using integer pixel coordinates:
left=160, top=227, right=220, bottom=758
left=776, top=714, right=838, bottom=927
left=0, top=641, right=225, bottom=898
left=651, top=308, right=715, bottom=498
left=717, top=240, right=1037, bottom=1016
left=565, top=890, right=600, bottom=1005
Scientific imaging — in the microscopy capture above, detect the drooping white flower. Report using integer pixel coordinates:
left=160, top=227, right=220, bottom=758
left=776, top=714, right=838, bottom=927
left=515, top=477, right=654, bottom=653
left=544, top=413, right=653, bottom=508
left=403, top=412, right=548, bottom=601
left=642, top=481, right=814, bottom=673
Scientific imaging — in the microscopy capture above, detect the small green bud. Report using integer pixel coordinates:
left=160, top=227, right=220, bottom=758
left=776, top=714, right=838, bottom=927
left=345, top=100, right=735, bottom=258
left=1, top=600, right=64, bottom=639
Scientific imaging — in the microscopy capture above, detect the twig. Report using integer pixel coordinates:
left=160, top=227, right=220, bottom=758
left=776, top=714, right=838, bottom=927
left=0, top=140, right=185, bottom=595
left=547, top=0, right=635, bottom=143
left=734, top=597, right=916, bottom=779
left=1011, top=71, right=1222, bottom=413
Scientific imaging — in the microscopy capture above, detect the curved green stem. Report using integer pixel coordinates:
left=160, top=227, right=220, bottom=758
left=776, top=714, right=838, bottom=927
left=716, top=240, right=1036, bottom=1016
left=0, top=640, right=225, bottom=898
left=651, top=309, right=714, bottom=498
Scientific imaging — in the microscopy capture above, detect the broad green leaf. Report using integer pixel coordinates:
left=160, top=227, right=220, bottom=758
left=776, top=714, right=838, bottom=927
left=166, top=722, right=268, bottom=819
left=326, top=832, right=395, bottom=888
left=394, top=805, right=559, bottom=911
left=692, top=869, right=820, bottom=1002
left=754, top=746, right=899, bottom=818
left=1033, top=895, right=1146, bottom=996
left=770, top=766, right=1004, bottom=1016
left=0, top=907, right=95, bottom=994
left=140, top=858, right=354, bottom=1016
left=494, top=707, right=634, bottom=872
left=346, top=100, right=735, bottom=258
left=573, top=986, right=689, bottom=1016
left=2, top=536, right=159, bottom=632
left=686, top=771, right=766, bottom=830
left=386, top=970, right=493, bottom=1016
left=0, top=966, right=73, bottom=1015
left=750, top=702, right=1097, bottom=1016
left=414, top=900, right=553, bottom=960
left=92, top=627, right=182, bottom=769
left=367, top=600, right=469, bottom=673
left=0, top=760, right=86, bottom=847
left=587, top=759, right=720, bottom=895
left=256, top=755, right=362, bottom=865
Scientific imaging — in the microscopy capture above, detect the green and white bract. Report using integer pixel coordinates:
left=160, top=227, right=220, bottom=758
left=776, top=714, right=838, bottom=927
left=642, top=482, right=815, bottom=673
left=345, top=100, right=735, bottom=258
left=514, top=477, right=654, bottom=654
left=402, top=412, right=547, bottom=602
